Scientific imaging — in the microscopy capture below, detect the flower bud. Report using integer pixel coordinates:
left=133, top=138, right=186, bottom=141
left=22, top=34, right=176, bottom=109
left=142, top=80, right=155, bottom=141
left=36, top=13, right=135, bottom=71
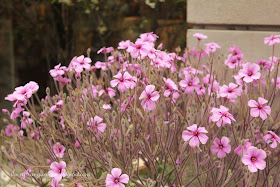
left=46, top=87, right=50, bottom=95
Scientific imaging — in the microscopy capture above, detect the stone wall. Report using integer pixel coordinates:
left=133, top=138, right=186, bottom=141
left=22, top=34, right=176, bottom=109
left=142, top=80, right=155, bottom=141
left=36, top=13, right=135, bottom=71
left=187, top=0, right=280, bottom=61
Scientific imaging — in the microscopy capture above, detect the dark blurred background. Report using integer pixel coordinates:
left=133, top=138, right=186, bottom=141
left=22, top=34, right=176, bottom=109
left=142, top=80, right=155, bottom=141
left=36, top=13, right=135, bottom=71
left=0, top=0, right=186, bottom=126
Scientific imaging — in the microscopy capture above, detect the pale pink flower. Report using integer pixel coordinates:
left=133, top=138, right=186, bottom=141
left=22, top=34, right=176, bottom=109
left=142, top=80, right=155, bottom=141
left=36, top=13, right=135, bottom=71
left=205, top=42, right=221, bottom=53
left=263, top=131, right=280, bottom=148
left=51, top=178, right=64, bottom=187
left=54, top=76, right=71, bottom=84
left=225, top=54, right=243, bottom=69
left=234, top=139, right=252, bottom=156
left=127, top=40, right=151, bottom=58
left=87, top=116, right=107, bottom=135
left=210, top=105, right=236, bottom=127
left=242, top=146, right=266, bottom=173
left=71, top=55, right=92, bottom=73
left=5, top=124, right=20, bottom=137
left=103, top=104, right=111, bottom=110
left=139, top=32, right=158, bottom=43
left=248, top=97, right=271, bottom=120
left=50, top=100, right=64, bottom=113
left=179, top=75, right=200, bottom=94
left=97, top=47, right=114, bottom=54
left=105, top=168, right=129, bottom=187
left=21, top=167, right=32, bottom=181
left=238, top=63, right=261, bottom=83
left=118, top=40, right=131, bottom=50
left=95, top=61, right=108, bottom=70
left=271, top=77, right=280, bottom=89
left=49, top=64, right=66, bottom=78
left=264, top=35, right=280, bottom=46
left=139, top=85, right=160, bottom=111
left=210, top=137, right=231, bottom=158
left=193, top=33, right=207, bottom=40
left=48, top=161, right=67, bottom=181
left=257, top=59, right=271, bottom=71
left=182, top=124, right=208, bottom=147
left=163, top=77, right=178, bottom=97
left=53, top=142, right=65, bottom=158
left=75, top=140, right=80, bottom=147
left=99, top=88, right=116, bottom=98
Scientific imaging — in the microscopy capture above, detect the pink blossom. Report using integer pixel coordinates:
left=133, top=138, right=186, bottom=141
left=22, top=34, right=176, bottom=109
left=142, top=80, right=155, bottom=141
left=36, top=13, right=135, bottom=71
left=87, top=116, right=107, bottom=135
left=118, top=40, right=131, bottom=50
left=20, top=111, right=33, bottom=129
left=21, top=167, right=32, bottom=181
left=70, top=55, right=92, bottom=73
left=97, top=47, right=114, bottom=54
left=51, top=178, right=64, bottom=187
left=54, top=76, right=71, bottom=84
left=242, top=146, right=266, bottom=173
left=75, top=140, right=80, bottom=147
left=210, top=105, right=236, bottom=127
left=163, top=77, right=178, bottom=97
left=103, top=104, right=111, bottom=110
left=127, top=40, right=151, bottom=58
left=205, top=42, right=221, bottom=53
left=95, top=61, right=108, bottom=70
left=48, top=161, right=67, bottom=181
left=182, top=124, right=208, bottom=147
left=263, top=131, right=280, bottom=148
left=139, top=85, right=160, bottom=111
left=210, top=137, right=231, bottom=158
left=219, top=83, right=242, bottom=100
left=5, top=124, right=20, bottom=137
left=49, top=64, right=66, bottom=78
left=53, top=142, right=65, bottom=158
left=257, top=59, right=271, bottom=71
left=234, top=139, right=252, bottom=156
left=139, top=32, right=158, bottom=43
left=99, top=88, right=116, bottom=98
left=264, top=35, right=280, bottom=46
left=50, top=100, right=64, bottom=113
left=238, top=63, right=261, bottom=83
left=225, top=54, right=243, bottom=69
left=105, top=168, right=129, bottom=187
left=193, top=33, right=207, bottom=40
left=110, top=72, right=135, bottom=92
left=248, top=97, right=271, bottom=120
left=271, top=77, right=280, bottom=89
left=179, top=75, right=200, bottom=94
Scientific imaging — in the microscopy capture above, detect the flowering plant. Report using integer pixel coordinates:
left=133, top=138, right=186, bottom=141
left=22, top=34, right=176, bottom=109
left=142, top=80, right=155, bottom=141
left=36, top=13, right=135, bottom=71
left=1, top=32, right=280, bottom=186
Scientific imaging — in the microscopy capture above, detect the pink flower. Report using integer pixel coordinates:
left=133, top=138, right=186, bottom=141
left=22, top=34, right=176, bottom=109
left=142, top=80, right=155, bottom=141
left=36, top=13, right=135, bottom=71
left=50, top=100, right=64, bottom=113
left=118, top=40, right=131, bottom=50
left=248, top=97, right=271, bottom=120
left=54, top=76, right=71, bottom=84
left=205, top=42, right=220, bottom=53
left=179, top=75, right=200, bottom=94
left=87, top=116, right=107, bottom=135
left=51, top=178, right=64, bottom=187
left=5, top=124, right=19, bottom=137
left=103, top=104, right=111, bottom=110
left=234, top=139, right=252, bottom=156
left=70, top=55, right=92, bottom=73
left=182, top=124, right=209, bottom=147
left=110, top=72, right=135, bottom=92
left=49, top=64, right=66, bottom=78
left=163, top=77, right=178, bottom=97
left=139, top=32, right=158, bottom=43
left=193, top=33, right=207, bottom=40
left=139, top=85, right=160, bottom=111
left=257, top=59, right=271, bottom=71
left=127, top=40, right=151, bottom=58
left=263, top=131, right=280, bottom=148
left=264, top=35, right=280, bottom=46
left=241, top=146, right=266, bottom=173
left=95, top=61, right=108, bottom=70
left=21, top=167, right=32, bottom=181
left=99, top=88, right=116, bottom=98
left=105, top=168, right=129, bottom=187
left=53, top=142, right=65, bottom=158
left=210, top=105, right=236, bottom=127
left=75, top=140, right=80, bottom=147
left=238, top=63, right=261, bottom=83
left=219, top=83, right=242, bottom=100
left=48, top=161, right=67, bottom=181
left=97, top=47, right=114, bottom=54
left=210, top=137, right=231, bottom=158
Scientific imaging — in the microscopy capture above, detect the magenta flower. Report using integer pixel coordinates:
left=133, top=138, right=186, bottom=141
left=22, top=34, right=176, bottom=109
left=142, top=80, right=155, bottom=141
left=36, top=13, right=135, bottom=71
left=139, top=32, right=158, bottom=43
left=257, top=59, right=271, bottom=71
left=219, top=83, right=242, bottom=100
left=110, top=72, right=135, bottom=92
left=248, top=97, right=271, bottom=120
left=95, top=61, right=108, bottom=71
left=103, top=104, right=111, bottom=110
left=118, top=40, right=131, bottom=50
left=139, top=85, right=160, bottom=111
left=210, top=105, right=236, bottom=127
left=105, top=168, right=129, bottom=187
left=97, top=47, right=114, bottom=54
left=193, top=33, right=207, bottom=40
left=53, top=142, right=65, bottom=158
left=127, top=40, right=151, bottom=58
left=71, top=55, right=92, bottom=73
left=179, top=75, right=200, bottom=94
left=87, top=116, right=107, bottom=135
left=238, top=63, right=261, bottom=83
left=234, top=139, right=252, bottom=156
left=241, top=146, right=266, bottom=173
left=5, top=124, right=19, bottom=137
left=99, top=88, right=116, bottom=98
left=263, top=131, right=280, bottom=148
left=51, top=178, right=64, bottom=187
left=264, top=35, right=280, bottom=46
left=75, top=140, right=80, bottom=147
left=50, top=100, right=64, bottom=113
left=210, top=137, right=231, bottom=158
left=48, top=161, right=67, bottom=181
left=163, top=77, right=178, bottom=97
left=182, top=124, right=209, bottom=147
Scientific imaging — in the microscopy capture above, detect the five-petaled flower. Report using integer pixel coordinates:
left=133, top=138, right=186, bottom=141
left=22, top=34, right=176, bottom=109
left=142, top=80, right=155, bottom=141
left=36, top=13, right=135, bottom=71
left=241, top=146, right=266, bottom=173
left=263, top=131, right=280, bottom=148
left=182, top=124, right=209, bottom=147
left=139, top=85, right=160, bottom=111
left=210, top=105, right=236, bottom=127
left=48, top=161, right=67, bottom=182
left=248, top=97, right=271, bottom=120
left=238, top=63, right=261, bottom=83
left=210, top=137, right=231, bottom=158
left=105, top=168, right=129, bottom=187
